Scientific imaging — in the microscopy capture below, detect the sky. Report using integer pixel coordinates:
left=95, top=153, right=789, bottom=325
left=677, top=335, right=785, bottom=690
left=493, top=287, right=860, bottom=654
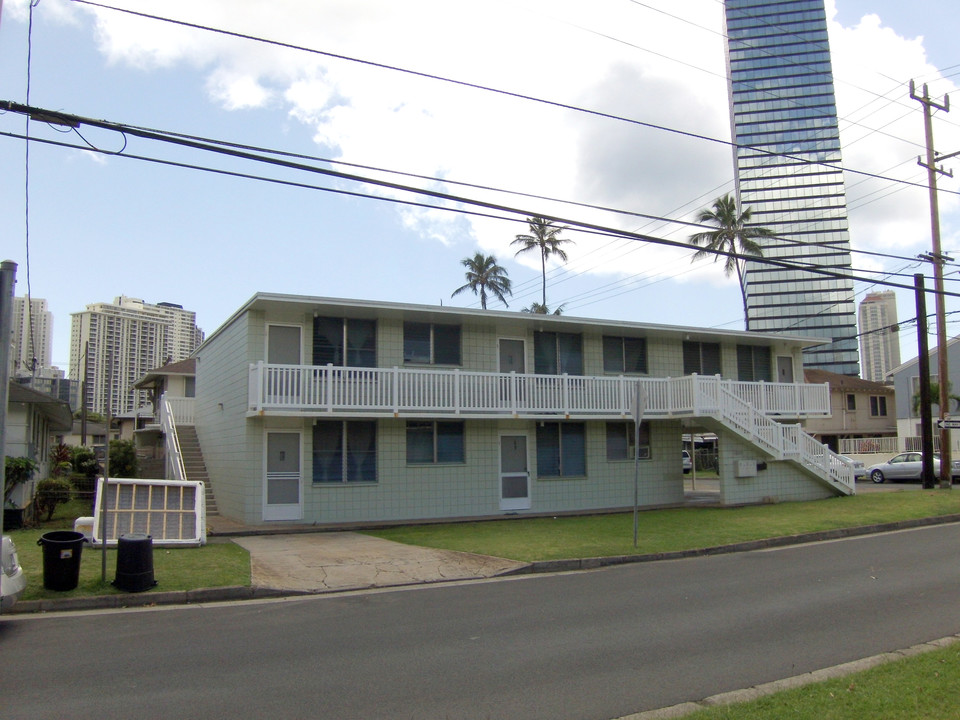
left=0, top=0, right=958, bottom=374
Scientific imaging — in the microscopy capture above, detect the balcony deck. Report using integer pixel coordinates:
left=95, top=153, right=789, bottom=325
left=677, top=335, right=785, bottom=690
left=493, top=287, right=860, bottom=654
left=246, top=362, right=831, bottom=420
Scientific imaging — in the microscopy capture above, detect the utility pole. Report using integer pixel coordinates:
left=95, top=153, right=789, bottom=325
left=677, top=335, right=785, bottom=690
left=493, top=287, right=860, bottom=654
left=910, top=80, right=956, bottom=490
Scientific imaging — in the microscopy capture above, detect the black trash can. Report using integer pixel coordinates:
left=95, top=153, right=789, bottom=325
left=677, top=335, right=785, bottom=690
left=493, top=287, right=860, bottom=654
left=113, top=533, right=157, bottom=592
left=37, top=531, right=85, bottom=591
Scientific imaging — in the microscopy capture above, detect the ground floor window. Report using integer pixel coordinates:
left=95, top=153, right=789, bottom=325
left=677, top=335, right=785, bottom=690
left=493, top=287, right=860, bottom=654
left=406, top=421, right=465, bottom=463
left=312, top=420, right=377, bottom=483
left=605, top=421, right=651, bottom=460
left=536, top=422, right=586, bottom=477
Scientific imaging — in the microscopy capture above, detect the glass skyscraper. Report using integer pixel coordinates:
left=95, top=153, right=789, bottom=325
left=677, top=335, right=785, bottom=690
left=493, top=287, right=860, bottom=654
left=724, top=0, right=860, bottom=375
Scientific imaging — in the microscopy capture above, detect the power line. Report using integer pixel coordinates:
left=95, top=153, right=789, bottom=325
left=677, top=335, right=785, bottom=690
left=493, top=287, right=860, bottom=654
left=64, top=0, right=960, bottom=200
left=3, top=102, right=957, bottom=307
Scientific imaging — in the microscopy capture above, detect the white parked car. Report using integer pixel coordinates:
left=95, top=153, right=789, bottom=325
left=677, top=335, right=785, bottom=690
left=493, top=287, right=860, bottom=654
left=1, top=535, right=26, bottom=611
left=682, top=450, right=692, bottom=474
left=838, top=455, right=867, bottom=482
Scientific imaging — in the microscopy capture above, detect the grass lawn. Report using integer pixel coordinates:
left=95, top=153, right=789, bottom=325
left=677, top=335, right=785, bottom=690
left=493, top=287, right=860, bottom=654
left=366, top=490, right=960, bottom=561
left=6, top=499, right=250, bottom=603
left=683, top=642, right=960, bottom=720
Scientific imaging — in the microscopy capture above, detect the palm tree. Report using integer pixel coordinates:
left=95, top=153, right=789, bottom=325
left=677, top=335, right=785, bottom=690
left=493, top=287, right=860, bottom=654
left=688, top=194, right=773, bottom=329
left=912, top=381, right=960, bottom=416
left=451, top=252, right=512, bottom=309
left=511, top=217, right=574, bottom=309
left=522, top=302, right=565, bottom=315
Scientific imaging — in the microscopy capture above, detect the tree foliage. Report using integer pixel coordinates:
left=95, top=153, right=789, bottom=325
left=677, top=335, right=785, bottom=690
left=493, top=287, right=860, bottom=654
left=451, top=252, right=512, bottom=309
left=108, top=439, right=139, bottom=478
left=4, top=456, right=38, bottom=505
left=35, top=477, right=73, bottom=521
left=912, top=381, right=960, bottom=416
left=688, top=194, right=772, bottom=329
left=70, top=446, right=101, bottom=480
left=511, top=217, right=574, bottom=309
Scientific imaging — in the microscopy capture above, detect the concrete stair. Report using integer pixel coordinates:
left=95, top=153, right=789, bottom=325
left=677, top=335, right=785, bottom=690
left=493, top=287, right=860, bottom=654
left=176, top=425, right=218, bottom=516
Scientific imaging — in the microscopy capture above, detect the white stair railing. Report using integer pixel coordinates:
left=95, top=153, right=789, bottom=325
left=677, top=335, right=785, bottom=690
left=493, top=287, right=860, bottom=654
left=159, top=393, right=187, bottom=483
left=694, top=376, right=855, bottom=494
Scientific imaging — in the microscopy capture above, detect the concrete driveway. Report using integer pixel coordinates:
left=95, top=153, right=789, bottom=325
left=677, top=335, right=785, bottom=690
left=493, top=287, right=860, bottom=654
left=231, top=532, right=527, bottom=593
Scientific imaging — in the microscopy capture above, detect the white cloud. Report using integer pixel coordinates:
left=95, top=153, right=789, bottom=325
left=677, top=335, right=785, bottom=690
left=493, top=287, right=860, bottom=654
left=13, top=0, right=959, bottom=312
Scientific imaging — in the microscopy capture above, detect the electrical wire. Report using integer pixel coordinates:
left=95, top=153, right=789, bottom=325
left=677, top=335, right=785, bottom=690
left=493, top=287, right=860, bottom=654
left=66, top=0, right=960, bottom=200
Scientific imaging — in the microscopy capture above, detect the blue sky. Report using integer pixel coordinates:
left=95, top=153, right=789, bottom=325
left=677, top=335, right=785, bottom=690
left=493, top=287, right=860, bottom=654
left=0, top=0, right=957, bottom=372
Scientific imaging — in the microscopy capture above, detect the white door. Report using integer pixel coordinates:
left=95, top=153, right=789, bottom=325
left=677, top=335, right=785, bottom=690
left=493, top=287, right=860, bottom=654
left=264, top=431, right=302, bottom=521
left=777, top=356, right=794, bottom=383
left=268, top=325, right=302, bottom=364
left=499, top=434, right=530, bottom=511
left=499, top=339, right=525, bottom=407
left=267, top=325, right=303, bottom=405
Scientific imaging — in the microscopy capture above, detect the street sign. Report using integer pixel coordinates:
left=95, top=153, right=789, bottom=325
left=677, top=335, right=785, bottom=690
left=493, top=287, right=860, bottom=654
left=937, top=419, right=960, bottom=429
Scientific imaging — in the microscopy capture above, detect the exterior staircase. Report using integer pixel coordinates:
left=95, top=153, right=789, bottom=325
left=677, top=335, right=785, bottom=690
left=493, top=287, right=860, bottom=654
left=175, top=425, right=218, bottom=516
left=693, top=379, right=855, bottom=495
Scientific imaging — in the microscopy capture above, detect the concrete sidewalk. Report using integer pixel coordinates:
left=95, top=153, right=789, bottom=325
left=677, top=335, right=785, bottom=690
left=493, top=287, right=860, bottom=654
left=232, top=532, right=527, bottom=593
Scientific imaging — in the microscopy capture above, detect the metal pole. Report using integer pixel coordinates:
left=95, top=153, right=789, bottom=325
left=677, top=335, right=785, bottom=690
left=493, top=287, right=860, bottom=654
left=100, top=352, right=113, bottom=581
left=915, top=274, right=935, bottom=489
left=0, top=261, right=18, bottom=613
left=632, top=382, right=646, bottom=549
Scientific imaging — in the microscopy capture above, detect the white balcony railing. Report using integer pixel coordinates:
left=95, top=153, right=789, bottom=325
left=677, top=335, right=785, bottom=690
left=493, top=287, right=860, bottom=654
left=164, top=396, right=195, bottom=425
left=247, top=362, right=830, bottom=419
left=244, top=363, right=850, bottom=493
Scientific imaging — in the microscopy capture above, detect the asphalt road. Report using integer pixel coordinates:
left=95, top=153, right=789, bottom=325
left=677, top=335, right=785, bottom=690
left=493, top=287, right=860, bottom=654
left=3, top=523, right=960, bottom=720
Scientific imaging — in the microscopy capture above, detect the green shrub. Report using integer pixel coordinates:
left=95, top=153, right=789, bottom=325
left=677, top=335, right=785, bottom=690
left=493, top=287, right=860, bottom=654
left=49, top=443, right=73, bottom=478
left=108, top=439, right=138, bottom=478
left=70, top=445, right=100, bottom=480
left=35, top=477, right=74, bottom=521
left=4, top=456, right=38, bottom=506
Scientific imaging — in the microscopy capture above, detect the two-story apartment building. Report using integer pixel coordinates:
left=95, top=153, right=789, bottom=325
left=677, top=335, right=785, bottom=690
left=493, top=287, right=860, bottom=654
left=802, top=369, right=896, bottom=452
left=165, top=293, right=854, bottom=527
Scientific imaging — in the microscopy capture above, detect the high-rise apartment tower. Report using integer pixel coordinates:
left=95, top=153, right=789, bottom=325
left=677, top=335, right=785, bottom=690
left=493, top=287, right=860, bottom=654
left=724, top=0, right=860, bottom=375
left=69, top=296, right=204, bottom=415
left=11, top=296, right=53, bottom=377
left=858, top=291, right=901, bottom=383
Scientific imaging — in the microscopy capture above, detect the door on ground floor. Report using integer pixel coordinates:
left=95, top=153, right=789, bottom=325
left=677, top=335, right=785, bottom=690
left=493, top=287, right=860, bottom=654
left=263, top=431, right=303, bottom=521
left=499, top=433, right=530, bottom=511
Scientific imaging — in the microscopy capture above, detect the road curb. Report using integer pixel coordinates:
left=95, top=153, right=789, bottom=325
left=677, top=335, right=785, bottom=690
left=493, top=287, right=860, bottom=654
left=619, top=635, right=960, bottom=719
left=503, top=512, right=960, bottom=576
left=9, top=514, right=960, bottom=614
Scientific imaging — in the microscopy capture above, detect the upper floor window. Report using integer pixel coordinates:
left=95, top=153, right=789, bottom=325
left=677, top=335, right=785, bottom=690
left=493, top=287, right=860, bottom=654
left=534, top=331, right=583, bottom=375
left=683, top=341, right=721, bottom=376
left=603, top=337, right=648, bottom=374
left=736, top=345, right=771, bottom=382
left=404, top=322, right=461, bottom=365
left=313, top=317, right=376, bottom=367
left=870, top=396, right=888, bottom=417
left=846, top=394, right=856, bottom=411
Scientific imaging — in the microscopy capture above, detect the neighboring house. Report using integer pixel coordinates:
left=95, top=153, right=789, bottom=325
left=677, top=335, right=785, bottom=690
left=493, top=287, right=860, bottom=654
left=5, top=382, right=73, bottom=508
left=149, top=293, right=856, bottom=528
left=132, top=359, right=197, bottom=479
left=888, top=336, right=960, bottom=444
left=802, top=369, right=896, bottom=452
left=62, top=419, right=114, bottom=458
